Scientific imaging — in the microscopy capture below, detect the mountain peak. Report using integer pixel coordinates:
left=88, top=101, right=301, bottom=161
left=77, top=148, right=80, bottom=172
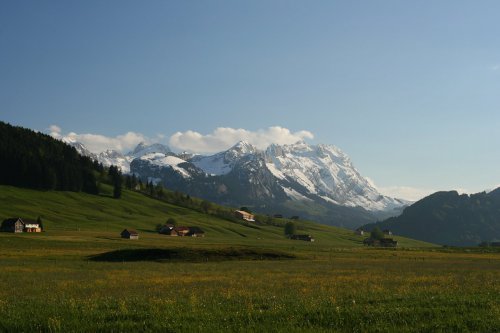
left=132, top=142, right=148, bottom=154
left=130, top=142, right=171, bottom=157
left=67, top=141, right=96, bottom=158
left=100, top=149, right=124, bottom=159
left=228, top=141, right=258, bottom=154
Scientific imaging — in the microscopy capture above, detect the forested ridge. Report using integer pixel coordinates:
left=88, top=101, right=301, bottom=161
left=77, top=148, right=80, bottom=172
left=363, top=189, right=500, bottom=246
left=0, top=121, right=100, bottom=194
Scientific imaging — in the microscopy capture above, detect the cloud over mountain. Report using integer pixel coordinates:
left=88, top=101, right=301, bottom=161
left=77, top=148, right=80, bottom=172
left=169, top=126, right=314, bottom=153
left=48, top=125, right=150, bottom=153
left=47, top=125, right=314, bottom=155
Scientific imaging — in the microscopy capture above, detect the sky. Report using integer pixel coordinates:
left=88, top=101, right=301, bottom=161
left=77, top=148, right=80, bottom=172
left=1, top=1, right=500, bottom=200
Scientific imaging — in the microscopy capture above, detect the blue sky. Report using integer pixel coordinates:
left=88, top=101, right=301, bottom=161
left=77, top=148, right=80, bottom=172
left=1, top=1, right=500, bottom=199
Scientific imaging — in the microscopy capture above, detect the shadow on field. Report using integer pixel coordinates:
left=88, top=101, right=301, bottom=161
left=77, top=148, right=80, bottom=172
left=88, top=247, right=296, bottom=262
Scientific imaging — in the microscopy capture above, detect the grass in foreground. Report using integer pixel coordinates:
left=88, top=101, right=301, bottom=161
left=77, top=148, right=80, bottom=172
left=2, top=186, right=495, bottom=332
left=0, top=231, right=498, bottom=332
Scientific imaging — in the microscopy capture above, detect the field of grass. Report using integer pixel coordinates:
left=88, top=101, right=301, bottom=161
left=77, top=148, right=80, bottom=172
left=0, top=186, right=499, bottom=332
left=0, top=185, right=433, bottom=249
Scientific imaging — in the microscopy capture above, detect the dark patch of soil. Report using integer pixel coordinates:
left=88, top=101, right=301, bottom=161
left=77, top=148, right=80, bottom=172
left=89, top=247, right=296, bottom=262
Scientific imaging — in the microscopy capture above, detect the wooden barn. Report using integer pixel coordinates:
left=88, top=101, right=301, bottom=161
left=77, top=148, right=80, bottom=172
left=174, top=226, right=190, bottom=236
left=234, top=210, right=255, bottom=222
left=121, top=229, right=139, bottom=240
left=159, top=225, right=178, bottom=236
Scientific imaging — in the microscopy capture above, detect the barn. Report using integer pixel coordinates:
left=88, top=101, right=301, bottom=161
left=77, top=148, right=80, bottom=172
left=121, top=229, right=139, bottom=240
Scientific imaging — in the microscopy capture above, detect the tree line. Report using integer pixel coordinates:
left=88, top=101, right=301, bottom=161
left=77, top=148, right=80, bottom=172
left=0, top=121, right=100, bottom=194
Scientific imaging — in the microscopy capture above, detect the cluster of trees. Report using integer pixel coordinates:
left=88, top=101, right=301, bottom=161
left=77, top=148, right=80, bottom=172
left=108, top=166, right=122, bottom=199
left=155, top=217, right=177, bottom=232
left=137, top=182, right=216, bottom=215
left=124, top=174, right=141, bottom=191
left=370, top=227, right=385, bottom=240
left=284, top=221, right=297, bottom=236
left=0, top=121, right=100, bottom=194
left=0, top=121, right=134, bottom=199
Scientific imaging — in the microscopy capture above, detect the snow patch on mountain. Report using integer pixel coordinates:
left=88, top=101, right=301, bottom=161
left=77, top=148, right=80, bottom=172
left=97, top=150, right=132, bottom=173
left=190, top=154, right=233, bottom=175
left=265, top=162, right=286, bottom=180
left=139, top=153, right=192, bottom=178
left=190, top=141, right=258, bottom=176
left=283, top=187, right=313, bottom=202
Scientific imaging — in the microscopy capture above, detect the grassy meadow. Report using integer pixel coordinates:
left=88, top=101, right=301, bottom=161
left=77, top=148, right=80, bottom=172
left=0, top=186, right=499, bottom=332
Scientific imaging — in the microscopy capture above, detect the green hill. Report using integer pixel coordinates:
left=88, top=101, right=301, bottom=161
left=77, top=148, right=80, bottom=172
left=0, top=185, right=434, bottom=252
left=363, top=190, right=500, bottom=246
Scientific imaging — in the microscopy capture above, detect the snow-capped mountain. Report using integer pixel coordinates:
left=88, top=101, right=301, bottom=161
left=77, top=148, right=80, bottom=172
left=72, top=139, right=407, bottom=227
left=129, top=142, right=171, bottom=158
left=67, top=141, right=97, bottom=160
left=190, top=141, right=258, bottom=176
left=97, top=150, right=132, bottom=173
left=72, top=142, right=172, bottom=174
left=263, top=141, right=404, bottom=211
left=154, top=140, right=404, bottom=212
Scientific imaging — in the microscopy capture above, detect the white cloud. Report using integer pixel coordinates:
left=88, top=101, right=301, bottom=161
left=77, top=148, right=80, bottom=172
left=47, top=125, right=313, bottom=154
left=48, top=125, right=150, bottom=153
left=169, top=126, right=314, bottom=153
left=48, top=125, right=62, bottom=138
left=491, top=64, right=500, bottom=71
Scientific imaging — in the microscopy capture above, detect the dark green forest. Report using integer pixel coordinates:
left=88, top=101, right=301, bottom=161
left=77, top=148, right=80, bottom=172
left=363, top=189, right=500, bottom=246
left=0, top=121, right=100, bottom=194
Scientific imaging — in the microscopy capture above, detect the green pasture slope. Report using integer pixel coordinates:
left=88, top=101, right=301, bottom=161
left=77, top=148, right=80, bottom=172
left=0, top=185, right=499, bottom=332
left=0, top=185, right=432, bottom=249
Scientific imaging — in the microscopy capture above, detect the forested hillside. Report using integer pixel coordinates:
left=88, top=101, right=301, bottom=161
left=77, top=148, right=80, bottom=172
left=363, top=190, right=500, bottom=246
left=0, top=121, right=100, bottom=194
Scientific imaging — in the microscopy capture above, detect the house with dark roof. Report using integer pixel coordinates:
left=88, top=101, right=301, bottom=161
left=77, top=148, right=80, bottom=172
left=187, top=226, right=205, bottom=237
left=355, top=228, right=364, bottom=236
left=159, top=225, right=178, bottom=236
left=121, top=229, right=139, bottom=240
left=1, top=218, right=41, bottom=233
left=159, top=224, right=205, bottom=237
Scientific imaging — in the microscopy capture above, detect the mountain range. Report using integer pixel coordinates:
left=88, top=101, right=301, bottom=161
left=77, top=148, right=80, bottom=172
left=4, top=120, right=498, bottom=245
left=69, top=140, right=408, bottom=228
